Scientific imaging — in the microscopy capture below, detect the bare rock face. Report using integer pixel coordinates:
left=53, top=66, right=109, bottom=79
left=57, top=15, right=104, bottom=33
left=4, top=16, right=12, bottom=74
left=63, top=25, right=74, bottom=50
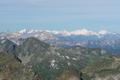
left=93, top=74, right=120, bottom=80
left=33, top=75, right=43, bottom=80
left=57, top=70, right=80, bottom=80
left=68, top=76, right=80, bottom=80
left=0, top=52, right=34, bottom=80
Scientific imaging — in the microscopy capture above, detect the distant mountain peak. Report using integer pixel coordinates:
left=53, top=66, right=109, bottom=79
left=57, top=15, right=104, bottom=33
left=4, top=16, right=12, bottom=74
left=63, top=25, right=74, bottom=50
left=70, top=28, right=97, bottom=36
left=50, top=28, right=110, bottom=36
left=19, top=29, right=27, bottom=34
left=98, top=30, right=110, bottom=35
left=17, top=28, right=112, bottom=36
left=18, top=29, right=39, bottom=34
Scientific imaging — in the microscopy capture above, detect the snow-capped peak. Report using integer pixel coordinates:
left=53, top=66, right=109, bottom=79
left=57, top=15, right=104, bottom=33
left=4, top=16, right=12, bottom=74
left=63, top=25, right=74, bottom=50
left=17, top=28, right=113, bottom=37
left=18, top=29, right=40, bottom=34
left=98, top=30, right=109, bottom=35
left=71, top=29, right=97, bottom=36
left=19, top=29, right=28, bottom=34
left=59, top=30, right=71, bottom=36
left=48, top=29, right=98, bottom=36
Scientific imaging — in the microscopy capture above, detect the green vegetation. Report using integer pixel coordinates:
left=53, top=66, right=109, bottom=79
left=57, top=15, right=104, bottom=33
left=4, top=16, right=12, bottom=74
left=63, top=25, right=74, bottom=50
left=0, top=52, right=34, bottom=80
left=0, top=37, right=120, bottom=80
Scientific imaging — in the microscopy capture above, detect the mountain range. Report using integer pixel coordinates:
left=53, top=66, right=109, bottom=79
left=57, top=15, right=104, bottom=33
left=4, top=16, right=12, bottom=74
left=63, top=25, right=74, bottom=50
left=0, top=29, right=120, bottom=54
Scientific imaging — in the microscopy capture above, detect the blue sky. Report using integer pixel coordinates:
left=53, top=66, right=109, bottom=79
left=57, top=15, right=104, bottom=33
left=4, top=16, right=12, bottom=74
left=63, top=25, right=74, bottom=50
left=0, top=0, right=120, bottom=32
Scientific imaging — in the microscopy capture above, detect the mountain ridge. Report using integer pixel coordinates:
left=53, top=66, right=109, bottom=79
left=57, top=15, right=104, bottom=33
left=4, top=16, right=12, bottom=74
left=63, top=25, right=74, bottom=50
left=1, top=29, right=120, bottom=54
left=14, top=28, right=116, bottom=36
left=0, top=37, right=120, bottom=80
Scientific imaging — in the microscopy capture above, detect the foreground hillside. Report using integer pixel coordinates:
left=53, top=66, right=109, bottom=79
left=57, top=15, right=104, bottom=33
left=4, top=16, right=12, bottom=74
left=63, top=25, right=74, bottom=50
left=0, top=52, right=34, bottom=80
left=0, top=37, right=120, bottom=80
